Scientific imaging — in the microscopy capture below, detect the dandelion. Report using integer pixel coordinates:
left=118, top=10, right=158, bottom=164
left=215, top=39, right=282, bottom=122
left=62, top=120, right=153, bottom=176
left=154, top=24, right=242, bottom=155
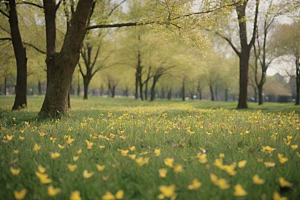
left=279, top=177, right=292, bottom=187
left=68, top=164, right=77, bottom=172
left=159, top=185, right=176, bottom=198
left=10, top=167, right=21, bottom=175
left=48, top=185, right=61, bottom=196
left=50, top=152, right=60, bottom=159
left=253, top=174, right=265, bottom=184
left=233, top=184, right=247, bottom=196
left=38, top=165, right=46, bottom=173
left=173, top=165, right=183, bottom=173
left=83, top=170, right=94, bottom=178
left=159, top=168, right=167, bottom=178
left=70, top=191, right=81, bottom=200
left=238, top=160, right=247, bottom=168
left=154, top=149, right=161, bottom=156
left=33, top=143, right=41, bottom=151
left=102, top=191, right=115, bottom=200
left=96, top=164, right=105, bottom=171
left=187, top=179, right=202, bottom=190
left=14, top=189, right=27, bottom=200
left=164, top=158, right=174, bottom=168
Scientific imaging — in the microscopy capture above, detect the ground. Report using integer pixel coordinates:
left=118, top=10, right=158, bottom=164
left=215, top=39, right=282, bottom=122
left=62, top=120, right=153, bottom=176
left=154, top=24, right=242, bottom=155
left=0, top=96, right=299, bottom=200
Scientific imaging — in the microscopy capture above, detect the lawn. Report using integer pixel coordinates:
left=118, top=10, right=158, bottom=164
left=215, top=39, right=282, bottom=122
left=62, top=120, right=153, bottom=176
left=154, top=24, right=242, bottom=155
left=0, top=96, right=299, bottom=200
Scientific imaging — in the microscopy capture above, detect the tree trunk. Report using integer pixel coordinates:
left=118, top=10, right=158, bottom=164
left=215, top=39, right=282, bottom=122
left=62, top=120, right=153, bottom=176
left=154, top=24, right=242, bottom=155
left=150, top=77, right=158, bottom=101
left=225, top=88, right=228, bottom=102
left=145, top=81, right=148, bottom=100
left=39, top=0, right=93, bottom=118
left=111, top=86, right=115, bottom=98
left=215, top=85, right=218, bottom=101
left=135, top=71, right=139, bottom=99
left=295, top=56, right=300, bottom=105
left=83, top=77, right=90, bottom=100
left=209, top=85, right=214, bottom=101
left=139, top=79, right=144, bottom=100
left=4, top=78, right=7, bottom=96
left=237, top=50, right=250, bottom=108
left=182, top=78, right=185, bottom=101
left=9, top=0, right=27, bottom=110
left=161, top=87, right=164, bottom=99
left=258, top=84, right=263, bottom=105
left=167, top=88, right=172, bottom=100
left=38, top=80, right=42, bottom=95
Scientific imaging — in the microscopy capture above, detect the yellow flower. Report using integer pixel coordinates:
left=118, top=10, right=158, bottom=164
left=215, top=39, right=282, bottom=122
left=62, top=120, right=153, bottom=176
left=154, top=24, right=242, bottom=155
left=273, top=191, right=288, bottom=200
left=14, top=189, right=27, bottom=200
left=135, top=157, right=149, bottom=166
left=261, top=146, right=276, bottom=154
left=223, top=163, right=237, bottom=176
left=83, top=170, right=94, bottom=178
left=287, top=136, right=293, bottom=140
left=10, top=167, right=21, bottom=175
left=173, top=165, right=183, bottom=173
left=159, top=168, right=167, bottom=178
left=58, top=144, right=65, bottom=149
left=7, top=135, right=13, bottom=140
left=129, top=146, right=135, bottom=151
left=38, top=165, right=46, bottom=173
left=14, top=149, right=19, bottom=154
left=159, top=185, right=176, bottom=198
left=70, top=191, right=81, bottom=200
left=101, top=191, right=115, bottom=200
left=253, top=174, right=265, bottom=184
left=154, top=149, right=161, bottom=156
left=187, top=179, right=202, bottom=190
left=19, top=136, right=25, bottom=140
left=213, top=158, right=223, bottom=169
left=68, top=164, right=77, bottom=172
left=67, top=138, right=75, bottom=144
left=164, top=158, right=174, bottom=168
left=297, top=152, right=300, bottom=157
left=291, top=145, right=298, bottom=150
left=157, top=194, right=164, bottom=199
left=238, top=160, right=247, bottom=168
left=96, top=164, right=105, bottom=171
left=120, top=150, right=129, bottom=156
left=48, top=185, right=61, bottom=196
left=210, top=173, right=218, bottom=184
left=77, top=149, right=82, bottom=154
left=33, top=143, right=41, bottom=151
left=36, top=172, right=52, bottom=184
left=233, top=184, right=247, bottom=196
left=198, top=154, right=207, bottom=164
left=128, top=154, right=136, bottom=160
left=73, top=156, right=79, bottom=161
left=102, top=175, right=109, bottom=181
left=50, top=152, right=60, bottom=159
left=85, top=140, right=93, bottom=149
left=206, top=132, right=212, bottom=135
left=264, top=162, right=276, bottom=167
left=210, top=174, right=230, bottom=189
left=279, top=177, right=292, bottom=187
left=115, top=190, right=124, bottom=199
left=278, top=154, right=288, bottom=164
left=99, top=145, right=105, bottom=149
left=219, top=153, right=225, bottom=158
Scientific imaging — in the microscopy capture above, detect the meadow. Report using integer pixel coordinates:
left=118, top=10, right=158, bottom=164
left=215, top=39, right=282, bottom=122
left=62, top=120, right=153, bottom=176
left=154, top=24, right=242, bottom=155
left=0, top=96, right=299, bottom=200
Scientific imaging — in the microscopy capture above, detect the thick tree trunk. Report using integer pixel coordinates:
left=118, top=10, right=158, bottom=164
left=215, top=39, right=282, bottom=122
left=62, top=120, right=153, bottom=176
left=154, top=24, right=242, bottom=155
left=209, top=85, right=214, bottom=101
left=237, top=50, right=250, bottom=108
left=38, top=80, right=42, bottom=95
left=258, top=84, right=263, bottom=105
left=9, top=0, right=27, bottom=110
left=39, top=0, right=93, bottom=117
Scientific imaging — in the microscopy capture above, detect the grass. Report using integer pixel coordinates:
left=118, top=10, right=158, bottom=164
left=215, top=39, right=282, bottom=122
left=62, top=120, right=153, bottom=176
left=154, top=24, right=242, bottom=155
left=0, top=96, right=299, bottom=200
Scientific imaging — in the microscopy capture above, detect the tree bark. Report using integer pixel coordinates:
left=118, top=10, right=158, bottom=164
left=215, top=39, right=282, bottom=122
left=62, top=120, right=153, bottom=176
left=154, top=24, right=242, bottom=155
left=150, top=79, right=158, bottom=101
left=39, top=0, right=94, bottom=118
left=8, top=0, right=28, bottom=110
left=258, top=84, right=263, bottom=105
left=38, top=80, right=42, bottom=95
left=209, top=84, right=214, bottom=101
left=83, top=77, right=90, bottom=100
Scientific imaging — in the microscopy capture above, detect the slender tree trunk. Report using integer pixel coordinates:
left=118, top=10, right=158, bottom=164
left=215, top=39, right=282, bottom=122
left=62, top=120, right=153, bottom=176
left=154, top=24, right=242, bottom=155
left=135, top=71, right=139, bottom=99
left=167, top=87, right=172, bottom=100
left=4, top=78, right=7, bottom=96
left=38, top=80, right=42, bottom=95
left=258, top=84, right=263, bottom=105
left=254, top=87, right=257, bottom=103
left=83, top=77, right=90, bottom=100
left=9, top=0, right=27, bottom=110
left=150, top=77, right=158, bottom=101
left=145, top=81, right=148, bottom=100
left=182, top=78, right=185, bottom=101
left=225, top=88, right=228, bottom=102
left=209, top=85, right=214, bottom=101
left=111, top=86, right=115, bottom=98
left=139, top=80, right=144, bottom=100
left=295, top=56, right=300, bottom=105
left=39, top=0, right=93, bottom=117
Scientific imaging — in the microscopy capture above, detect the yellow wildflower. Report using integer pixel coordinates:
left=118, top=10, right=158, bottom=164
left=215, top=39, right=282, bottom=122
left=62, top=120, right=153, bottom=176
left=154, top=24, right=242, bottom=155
left=83, top=170, right=94, bottom=179
left=128, top=154, right=136, bottom=160
left=14, top=189, right=27, bottom=200
left=19, top=136, right=25, bottom=140
left=99, top=145, right=105, bottom=149
left=264, top=162, right=276, bottom=167
left=67, top=138, right=75, bottom=144
left=36, top=172, right=52, bottom=184
left=77, top=149, right=82, bottom=154
left=159, top=168, right=167, bottom=178
left=73, top=156, right=79, bottom=161
left=58, top=144, right=65, bottom=149
left=253, top=174, right=265, bottom=184
left=33, top=143, right=41, bottom=151
left=120, top=150, right=129, bottom=156
left=291, top=145, right=298, bottom=150
left=10, top=167, right=21, bottom=175
left=233, top=184, right=247, bottom=196
left=261, top=146, right=276, bottom=154
left=38, top=165, right=46, bottom=173
left=70, top=191, right=81, bottom=200
left=238, top=160, right=247, bottom=168
left=85, top=140, right=93, bottom=149
left=50, top=152, right=60, bottom=159
left=164, top=158, right=174, bottom=168
left=115, top=190, right=124, bottom=199
left=7, top=135, right=13, bottom=140
left=48, top=185, right=61, bottom=197
left=279, top=177, right=292, bottom=187
left=173, top=165, right=183, bottom=173
left=159, top=185, right=176, bottom=198
left=273, top=191, right=288, bottom=200
left=14, top=150, right=19, bottom=154
left=278, top=154, right=288, bottom=164
left=68, top=164, right=77, bottom=172
left=187, top=179, right=202, bottom=190
left=102, top=191, right=115, bottom=200
left=96, top=164, right=105, bottom=171
left=129, top=146, right=135, bottom=151
left=154, top=149, right=161, bottom=156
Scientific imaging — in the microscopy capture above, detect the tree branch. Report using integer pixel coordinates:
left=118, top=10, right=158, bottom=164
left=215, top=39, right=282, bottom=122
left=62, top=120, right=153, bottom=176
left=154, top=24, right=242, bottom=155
left=216, top=32, right=241, bottom=57
left=78, top=62, right=85, bottom=77
left=0, top=8, right=9, bottom=18
left=55, top=0, right=62, bottom=12
left=107, top=0, right=127, bottom=17
left=17, top=1, right=44, bottom=9
left=249, top=0, right=259, bottom=47
left=23, top=42, right=46, bottom=54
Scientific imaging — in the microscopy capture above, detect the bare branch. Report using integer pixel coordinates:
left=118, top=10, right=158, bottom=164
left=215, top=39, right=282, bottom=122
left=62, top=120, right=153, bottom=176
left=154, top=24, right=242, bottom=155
left=216, top=32, right=241, bottom=57
left=107, top=0, right=127, bottom=17
left=23, top=42, right=46, bottom=54
left=249, top=0, right=259, bottom=47
left=55, top=0, right=62, bottom=12
left=0, top=37, right=12, bottom=41
left=0, top=8, right=9, bottom=18
left=0, top=25, right=10, bottom=34
left=17, top=1, right=44, bottom=9
left=78, top=62, right=85, bottom=77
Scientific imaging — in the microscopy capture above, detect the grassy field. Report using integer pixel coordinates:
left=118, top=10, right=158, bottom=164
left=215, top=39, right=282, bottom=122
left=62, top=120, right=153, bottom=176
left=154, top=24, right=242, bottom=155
left=0, top=96, right=299, bottom=200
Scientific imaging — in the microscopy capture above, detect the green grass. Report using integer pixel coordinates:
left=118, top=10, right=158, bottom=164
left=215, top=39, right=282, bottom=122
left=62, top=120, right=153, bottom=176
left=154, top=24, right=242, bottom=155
left=0, top=96, right=299, bottom=200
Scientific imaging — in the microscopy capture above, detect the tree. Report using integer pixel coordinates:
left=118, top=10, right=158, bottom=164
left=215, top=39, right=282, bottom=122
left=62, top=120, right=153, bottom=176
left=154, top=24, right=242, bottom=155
left=216, top=0, right=259, bottom=108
